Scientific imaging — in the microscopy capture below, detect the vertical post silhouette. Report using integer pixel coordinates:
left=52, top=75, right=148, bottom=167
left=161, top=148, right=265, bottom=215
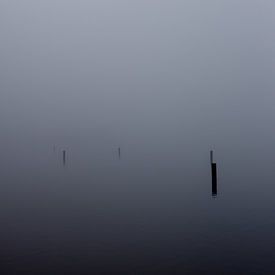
left=210, top=150, right=213, bottom=164
left=210, top=150, right=217, bottom=197
left=63, top=150, right=66, bottom=166
left=118, top=147, right=121, bottom=160
left=211, top=163, right=217, bottom=196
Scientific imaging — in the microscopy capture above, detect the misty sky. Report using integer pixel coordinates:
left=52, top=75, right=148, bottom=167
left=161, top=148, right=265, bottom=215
left=1, top=1, right=275, bottom=153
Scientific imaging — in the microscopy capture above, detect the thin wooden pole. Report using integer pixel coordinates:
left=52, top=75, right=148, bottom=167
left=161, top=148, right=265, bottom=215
left=63, top=150, right=66, bottom=165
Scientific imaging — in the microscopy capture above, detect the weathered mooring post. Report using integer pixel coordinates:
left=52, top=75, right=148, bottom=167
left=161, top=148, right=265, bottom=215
left=211, top=162, right=217, bottom=196
left=63, top=150, right=66, bottom=166
left=210, top=150, right=217, bottom=197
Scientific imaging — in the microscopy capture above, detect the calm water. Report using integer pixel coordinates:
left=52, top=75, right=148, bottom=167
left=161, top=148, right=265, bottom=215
left=1, top=139, right=275, bottom=274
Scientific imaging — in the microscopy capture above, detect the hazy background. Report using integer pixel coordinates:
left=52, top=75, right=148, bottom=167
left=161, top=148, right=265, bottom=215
left=1, top=0, right=275, bottom=156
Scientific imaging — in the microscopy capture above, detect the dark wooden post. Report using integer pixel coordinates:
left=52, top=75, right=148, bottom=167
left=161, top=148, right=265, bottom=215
left=211, top=162, right=217, bottom=196
left=63, top=150, right=66, bottom=165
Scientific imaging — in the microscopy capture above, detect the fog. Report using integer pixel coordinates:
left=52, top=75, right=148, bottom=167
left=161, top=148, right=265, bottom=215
left=1, top=2, right=275, bottom=273
left=0, top=0, right=275, bottom=160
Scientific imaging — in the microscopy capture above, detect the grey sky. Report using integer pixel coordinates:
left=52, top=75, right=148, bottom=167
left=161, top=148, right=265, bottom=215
left=1, top=1, right=274, bottom=153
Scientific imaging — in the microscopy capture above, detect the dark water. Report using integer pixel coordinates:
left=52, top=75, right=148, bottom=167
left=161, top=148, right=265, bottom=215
left=1, top=140, right=275, bottom=275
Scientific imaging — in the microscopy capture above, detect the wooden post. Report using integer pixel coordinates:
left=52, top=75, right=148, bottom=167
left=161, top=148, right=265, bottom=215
left=210, top=150, right=214, bottom=164
left=211, top=162, right=217, bottom=196
left=63, top=150, right=66, bottom=165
